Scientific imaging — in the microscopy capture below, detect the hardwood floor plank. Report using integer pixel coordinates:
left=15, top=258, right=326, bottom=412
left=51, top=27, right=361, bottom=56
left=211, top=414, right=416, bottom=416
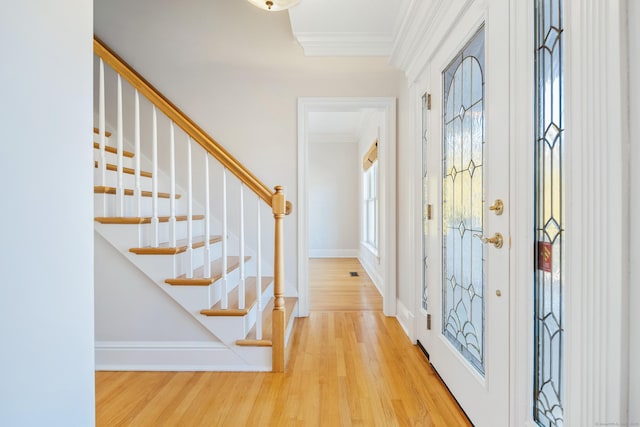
left=95, top=258, right=470, bottom=426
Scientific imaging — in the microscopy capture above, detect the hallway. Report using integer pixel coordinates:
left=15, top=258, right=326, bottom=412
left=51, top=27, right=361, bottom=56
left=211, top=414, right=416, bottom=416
left=95, top=259, right=470, bottom=426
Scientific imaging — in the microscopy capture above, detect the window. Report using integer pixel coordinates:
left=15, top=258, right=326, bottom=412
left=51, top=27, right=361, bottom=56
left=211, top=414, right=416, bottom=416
left=363, top=161, right=378, bottom=252
left=534, top=0, right=565, bottom=425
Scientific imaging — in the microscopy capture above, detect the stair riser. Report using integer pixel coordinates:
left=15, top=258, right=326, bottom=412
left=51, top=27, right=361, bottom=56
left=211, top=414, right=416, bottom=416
left=95, top=194, right=186, bottom=218
left=162, top=268, right=241, bottom=314
left=94, top=168, right=152, bottom=189
left=130, top=245, right=224, bottom=281
left=94, top=149, right=135, bottom=170
left=95, top=221, right=207, bottom=254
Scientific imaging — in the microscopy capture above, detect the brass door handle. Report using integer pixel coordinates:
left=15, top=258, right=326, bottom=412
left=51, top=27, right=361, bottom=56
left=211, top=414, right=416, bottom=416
left=489, top=199, right=504, bottom=215
left=474, top=232, right=504, bottom=249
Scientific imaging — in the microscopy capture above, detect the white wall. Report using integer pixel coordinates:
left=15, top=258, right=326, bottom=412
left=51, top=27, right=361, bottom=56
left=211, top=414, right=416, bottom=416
left=93, top=29, right=403, bottom=300
left=629, top=0, right=639, bottom=421
left=308, top=141, right=359, bottom=257
left=94, top=235, right=217, bottom=342
left=0, top=1, right=95, bottom=426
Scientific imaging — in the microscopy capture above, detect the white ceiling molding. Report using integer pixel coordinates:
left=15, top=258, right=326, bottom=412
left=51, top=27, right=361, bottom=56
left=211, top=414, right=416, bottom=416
left=308, top=133, right=359, bottom=144
left=288, top=0, right=410, bottom=57
left=390, top=0, right=475, bottom=83
left=293, top=32, right=394, bottom=56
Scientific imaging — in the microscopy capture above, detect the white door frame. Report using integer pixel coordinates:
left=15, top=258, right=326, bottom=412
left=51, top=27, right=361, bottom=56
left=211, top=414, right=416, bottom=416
left=297, top=97, right=397, bottom=317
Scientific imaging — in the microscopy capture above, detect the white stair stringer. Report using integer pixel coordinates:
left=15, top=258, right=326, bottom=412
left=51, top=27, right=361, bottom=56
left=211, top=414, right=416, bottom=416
left=94, top=220, right=275, bottom=370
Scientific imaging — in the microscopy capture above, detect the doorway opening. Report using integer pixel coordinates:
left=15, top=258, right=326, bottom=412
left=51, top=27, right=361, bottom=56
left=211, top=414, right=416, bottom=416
left=297, top=97, right=396, bottom=317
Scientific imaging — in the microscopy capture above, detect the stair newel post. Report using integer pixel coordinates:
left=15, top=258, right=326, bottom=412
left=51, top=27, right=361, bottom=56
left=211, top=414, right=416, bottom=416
left=222, top=168, right=228, bottom=309
left=238, top=184, right=245, bottom=310
left=98, top=58, right=107, bottom=217
left=256, top=199, right=263, bottom=340
left=203, top=154, right=211, bottom=279
left=272, top=185, right=286, bottom=372
left=186, top=137, right=193, bottom=279
left=169, top=122, right=176, bottom=248
left=116, top=75, right=124, bottom=217
left=151, top=106, right=159, bottom=248
left=134, top=90, right=141, bottom=219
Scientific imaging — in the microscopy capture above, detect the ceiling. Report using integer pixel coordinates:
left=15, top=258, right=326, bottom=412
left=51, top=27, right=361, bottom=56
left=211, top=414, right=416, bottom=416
left=288, top=0, right=410, bottom=56
left=94, top=0, right=407, bottom=137
left=308, top=112, right=367, bottom=143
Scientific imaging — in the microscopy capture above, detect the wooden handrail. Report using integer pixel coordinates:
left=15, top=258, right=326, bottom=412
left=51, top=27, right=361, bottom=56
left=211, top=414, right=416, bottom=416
left=94, top=36, right=278, bottom=208
left=94, top=36, right=291, bottom=371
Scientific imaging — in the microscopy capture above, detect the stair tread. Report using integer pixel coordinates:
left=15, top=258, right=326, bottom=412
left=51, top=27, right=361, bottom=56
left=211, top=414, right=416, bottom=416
left=93, top=142, right=134, bottom=158
left=165, top=255, right=251, bottom=286
left=95, top=161, right=152, bottom=178
left=93, top=127, right=112, bottom=137
left=236, top=297, right=297, bottom=346
left=94, top=215, right=205, bottom=224
left=129, top=235, right=223, bottom=255
left=200, top=276, right=274, bottom=316
left=94, top=185, right=181, bottom=199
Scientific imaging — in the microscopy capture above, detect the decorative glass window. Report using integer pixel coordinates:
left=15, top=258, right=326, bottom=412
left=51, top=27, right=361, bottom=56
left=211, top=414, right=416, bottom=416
left=441, top=26, right=485, bottom=374
left=534, top=0, right=564, bottom=426
left=363, top=162, right=378, bottom=251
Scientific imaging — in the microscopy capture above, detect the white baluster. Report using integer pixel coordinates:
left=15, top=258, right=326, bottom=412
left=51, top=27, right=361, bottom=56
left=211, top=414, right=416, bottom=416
left=238, top=184, right=245, bottom=310
left=134, top=90, right=141, bottom=218
left=116, top=75, right=124, bottom=217
left=256, top=200, right=262, bottom=340
left=98, top=59, right=106, bottom=216
left=222, top=168, right=228, bottom=309
left=204, top=154, right=211, bottom=278
left=186, top=137, right=193, bottom=279
left=169, top=122, right=176, bottom=247
left=152, top=107, right=159, bottom=247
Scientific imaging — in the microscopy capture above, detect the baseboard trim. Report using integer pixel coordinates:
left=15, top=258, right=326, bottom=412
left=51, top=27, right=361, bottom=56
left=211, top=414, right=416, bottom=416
left=396, top=299, right=415, bottom=341
left=309, top=249, right=359, bottom=258
left=358, top=255, right=383, bottom=295
left=95, top=341, right=270, bottom=372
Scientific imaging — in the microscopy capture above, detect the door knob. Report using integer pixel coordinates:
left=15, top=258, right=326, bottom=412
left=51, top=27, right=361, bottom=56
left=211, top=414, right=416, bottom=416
left=474, top=232, right=504, bottom=249
left=489, top=199, right=504, bottom=215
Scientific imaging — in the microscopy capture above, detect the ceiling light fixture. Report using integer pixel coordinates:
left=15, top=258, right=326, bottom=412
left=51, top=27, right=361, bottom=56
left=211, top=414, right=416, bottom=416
left=247, top=0, right=300, bottom=12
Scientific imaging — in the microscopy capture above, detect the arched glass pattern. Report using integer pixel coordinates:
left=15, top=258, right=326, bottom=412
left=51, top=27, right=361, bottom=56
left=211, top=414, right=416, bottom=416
left=441, top=26, right=485, bottom=374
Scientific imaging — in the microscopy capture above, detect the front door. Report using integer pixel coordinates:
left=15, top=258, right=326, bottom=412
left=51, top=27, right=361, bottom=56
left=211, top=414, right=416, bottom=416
left=417, top=1, right=510, bottom=425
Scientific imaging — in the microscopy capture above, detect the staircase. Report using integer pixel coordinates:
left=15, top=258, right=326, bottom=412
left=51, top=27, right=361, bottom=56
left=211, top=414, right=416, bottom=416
left=93, top=37, right=296, bottom=372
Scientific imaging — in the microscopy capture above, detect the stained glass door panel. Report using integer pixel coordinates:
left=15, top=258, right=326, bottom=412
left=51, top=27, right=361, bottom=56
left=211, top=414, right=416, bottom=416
left=442, top=26, right=485, bottom=374
left=424, top=1, right=511, bottom=424
left=534, top=0, right=565, bottom=425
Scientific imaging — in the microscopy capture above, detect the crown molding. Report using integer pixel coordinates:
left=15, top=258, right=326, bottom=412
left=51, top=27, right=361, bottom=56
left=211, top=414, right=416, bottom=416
left=293, top=32, right=394, bottom=56
left=390, top=0, right=476, bottom=83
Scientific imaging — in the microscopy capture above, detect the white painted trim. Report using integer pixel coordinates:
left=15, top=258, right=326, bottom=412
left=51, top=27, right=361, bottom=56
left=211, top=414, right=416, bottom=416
left=298, top=97, right=397, bottom=317
left=564, top=1, right=630, bottom=425
left=293, top=32, right=394, bottom=56
left=308, top=249, right=358, bottom=258
left=95, top=341, right=270, bottom=372
left=358, top=254, right=383, bottom=295
left=628, top=0, right=640, bottom=423
left=509, top=0, right=536, bottom=426
left=396, top=300, right=416, bottom=342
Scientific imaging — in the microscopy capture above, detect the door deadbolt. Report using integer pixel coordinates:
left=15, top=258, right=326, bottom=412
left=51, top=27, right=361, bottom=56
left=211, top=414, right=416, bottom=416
left=489, top=199, right=504, bottom=215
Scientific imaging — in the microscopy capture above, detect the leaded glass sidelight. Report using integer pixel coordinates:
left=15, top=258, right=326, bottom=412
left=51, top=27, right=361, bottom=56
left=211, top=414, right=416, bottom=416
left=442, top=26, right=485, bottom=374
left=422, top=93, right=429, bottom=311
left=534, top=0, right=564, bottom=426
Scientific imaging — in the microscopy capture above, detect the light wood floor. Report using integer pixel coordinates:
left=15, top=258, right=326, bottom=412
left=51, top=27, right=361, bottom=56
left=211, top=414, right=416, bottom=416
left=95, top=258, right=470, bottom=426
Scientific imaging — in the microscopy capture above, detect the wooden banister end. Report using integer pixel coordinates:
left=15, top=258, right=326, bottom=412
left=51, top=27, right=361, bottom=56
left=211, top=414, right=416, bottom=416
left=272, top=186, right=286, bottom=216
